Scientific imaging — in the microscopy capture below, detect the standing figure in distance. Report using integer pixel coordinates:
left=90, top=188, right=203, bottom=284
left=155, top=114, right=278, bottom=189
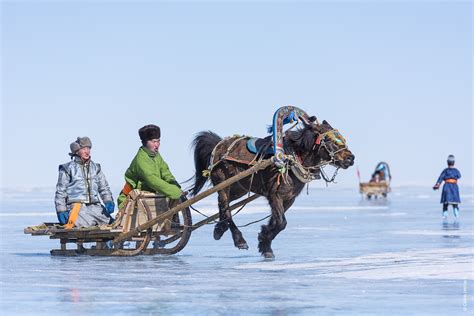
left=433, top=155, right=461, bottom=219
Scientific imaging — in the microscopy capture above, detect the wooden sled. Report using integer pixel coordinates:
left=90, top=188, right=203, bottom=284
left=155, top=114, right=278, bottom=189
left=359, top=181, right=390, bottom=199
left=24, top=159, right=271, bottom=256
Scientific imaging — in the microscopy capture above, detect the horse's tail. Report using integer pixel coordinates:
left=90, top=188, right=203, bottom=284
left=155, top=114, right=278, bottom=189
left=190, top=131, right=222, bottom=196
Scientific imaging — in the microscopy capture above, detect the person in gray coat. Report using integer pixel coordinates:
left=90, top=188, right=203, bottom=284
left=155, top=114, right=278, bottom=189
left=55, top=137, right=115, bottom=228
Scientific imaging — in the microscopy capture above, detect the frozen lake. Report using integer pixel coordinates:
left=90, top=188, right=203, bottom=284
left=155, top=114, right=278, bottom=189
left=1, top=186, right=473, bottom=315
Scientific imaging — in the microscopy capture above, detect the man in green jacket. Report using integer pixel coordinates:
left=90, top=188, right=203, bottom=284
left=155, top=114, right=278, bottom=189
left=117, top=124, right=183, bottom=209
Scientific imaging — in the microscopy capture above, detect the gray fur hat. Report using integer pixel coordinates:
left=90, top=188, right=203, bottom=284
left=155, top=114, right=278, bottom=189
left=70, top=137, right=92, bottom=156
left=447, top=154, right=455, bottom=164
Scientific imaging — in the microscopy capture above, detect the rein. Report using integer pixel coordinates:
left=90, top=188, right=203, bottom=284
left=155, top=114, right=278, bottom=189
left=320, top=165, right=340, bottom=184
left=190, top=152, right=264, bottom=227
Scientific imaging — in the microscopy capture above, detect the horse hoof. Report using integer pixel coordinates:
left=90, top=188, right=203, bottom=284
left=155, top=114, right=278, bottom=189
left=236, top=242, right=249, bottom=250
left=263, top=252, right=275, bottom=259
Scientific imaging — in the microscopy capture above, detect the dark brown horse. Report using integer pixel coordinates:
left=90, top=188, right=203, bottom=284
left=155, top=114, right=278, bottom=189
left=190, top=117, right=354, bottom=258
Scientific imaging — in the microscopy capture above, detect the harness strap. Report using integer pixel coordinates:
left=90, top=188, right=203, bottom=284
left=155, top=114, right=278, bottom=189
left=203, top=136, right=249, bottom=177
left=64, top=203, right=81, bottom=229
left=315, top=135, right=321, bottom=145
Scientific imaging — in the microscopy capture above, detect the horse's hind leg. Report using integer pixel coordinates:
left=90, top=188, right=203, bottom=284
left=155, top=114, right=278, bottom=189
left=213, top=188, right=231, bottom=240
left=211, top=168, right=231, bottom=240
left=214, top=187, right=249, bottom=249
left=213, top=196, right=248, bottom=251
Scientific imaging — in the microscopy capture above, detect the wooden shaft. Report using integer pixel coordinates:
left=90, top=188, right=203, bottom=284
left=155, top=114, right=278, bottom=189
left=190, top=194, right=260, bottom=232
left=113, top=159, right=273, bottom=245
left=157, top=194, right=261, bottom=245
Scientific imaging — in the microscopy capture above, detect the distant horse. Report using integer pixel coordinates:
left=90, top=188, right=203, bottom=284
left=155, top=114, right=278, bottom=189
left=191, top=117, right=354, bottom=258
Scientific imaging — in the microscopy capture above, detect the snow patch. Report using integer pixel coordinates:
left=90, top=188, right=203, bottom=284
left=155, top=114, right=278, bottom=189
left=235, top=247, right=474, bottom=280
left=392, top=230, right=474, bottom=237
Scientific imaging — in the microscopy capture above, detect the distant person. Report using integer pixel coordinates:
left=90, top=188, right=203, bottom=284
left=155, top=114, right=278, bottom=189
left=55, top=137, right=115, bottom=228
left=370, top=162, right=389, bottom=183
left=433, top=155, right=461, bottom=219
left=370, top=173, right=381, bottom=183
left=117, top=124, right=183, bottom=209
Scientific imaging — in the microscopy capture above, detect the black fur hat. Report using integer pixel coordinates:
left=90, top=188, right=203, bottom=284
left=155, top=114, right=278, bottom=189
left=139, top=124, right=161, bottom=143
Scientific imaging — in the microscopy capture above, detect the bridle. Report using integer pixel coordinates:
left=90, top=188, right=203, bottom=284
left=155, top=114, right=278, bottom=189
left=289, top=128, right=348, bottom=184
left=314, top=129, right=348, bottom=162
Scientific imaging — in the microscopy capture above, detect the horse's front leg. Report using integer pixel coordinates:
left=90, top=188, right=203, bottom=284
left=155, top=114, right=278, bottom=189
left=258, top=197, right=287, bottom=259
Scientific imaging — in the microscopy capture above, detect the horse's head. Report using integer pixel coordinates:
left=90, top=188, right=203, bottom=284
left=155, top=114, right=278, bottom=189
left=310, top=118, right=354, bottom=169
left=288, top=116, right=354, bottom=170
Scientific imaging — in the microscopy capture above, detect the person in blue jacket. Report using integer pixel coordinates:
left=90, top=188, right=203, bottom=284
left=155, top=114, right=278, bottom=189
left=433, top=155, right=461, bottom=219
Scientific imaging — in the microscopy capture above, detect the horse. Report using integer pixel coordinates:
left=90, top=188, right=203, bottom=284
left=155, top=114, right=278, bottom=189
left=190, top=116, right=355, bottom=258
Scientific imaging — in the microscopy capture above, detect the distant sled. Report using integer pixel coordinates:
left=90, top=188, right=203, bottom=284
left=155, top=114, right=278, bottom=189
left=359, top=162, right=391, bottom=199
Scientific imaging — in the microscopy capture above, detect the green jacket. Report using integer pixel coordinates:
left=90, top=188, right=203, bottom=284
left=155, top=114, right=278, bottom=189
left=117, top=146, right=181, bottom=208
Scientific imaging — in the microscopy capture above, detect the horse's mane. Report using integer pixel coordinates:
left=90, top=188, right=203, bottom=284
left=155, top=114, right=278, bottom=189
left=285, top=126, right=316, bottom=152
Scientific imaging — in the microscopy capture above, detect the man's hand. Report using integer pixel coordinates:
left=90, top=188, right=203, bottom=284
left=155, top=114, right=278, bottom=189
left=433, top=183, right=440, bottom=190
left=104, top=201, right=115, bottom=214
left=57, top=211, right=70, bottom=225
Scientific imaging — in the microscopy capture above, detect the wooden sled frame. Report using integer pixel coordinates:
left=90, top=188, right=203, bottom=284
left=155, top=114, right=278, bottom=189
left=25, top=190, right=193, bottom=256
left=24, top=159, right=272, bottom=256
left=359, top=181, right=390, bottom=199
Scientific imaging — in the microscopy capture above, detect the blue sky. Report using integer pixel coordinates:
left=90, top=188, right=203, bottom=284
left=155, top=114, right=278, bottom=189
left=1, top=1, right=472, bottom=191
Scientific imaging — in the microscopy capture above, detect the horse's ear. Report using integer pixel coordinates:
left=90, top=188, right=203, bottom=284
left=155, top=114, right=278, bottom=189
left=302, top=115, right=319, bottom=128
left=322, top=120, right=332, bottom=127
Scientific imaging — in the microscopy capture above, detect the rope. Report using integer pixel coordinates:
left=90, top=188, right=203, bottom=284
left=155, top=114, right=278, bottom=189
left=188, top=156, right=259, bottom=226
left=188, top=202, right=273, bottom=229
left=189, top=205, right=218, bottom=223
left=237, top=214, right=271, bottom=228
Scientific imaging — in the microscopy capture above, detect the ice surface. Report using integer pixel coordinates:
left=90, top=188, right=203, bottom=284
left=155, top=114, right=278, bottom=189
left=1, top=186, right=473, bottom=315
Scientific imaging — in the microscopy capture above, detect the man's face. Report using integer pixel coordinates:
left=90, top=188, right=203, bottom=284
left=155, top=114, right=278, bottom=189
left=77, top=147, right=91, bottom=161
left=146, top=139, right=160, bottom=154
